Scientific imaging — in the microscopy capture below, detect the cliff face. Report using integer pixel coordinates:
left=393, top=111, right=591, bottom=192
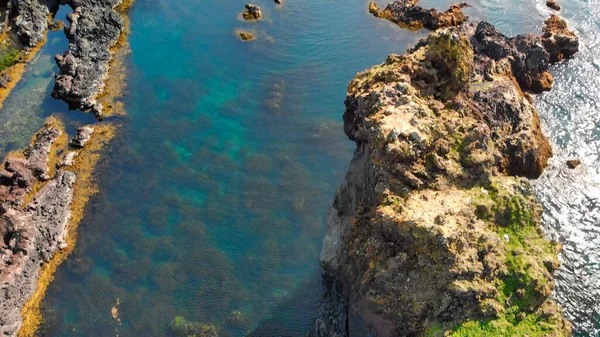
left=312, top=20, right=577, bottom=337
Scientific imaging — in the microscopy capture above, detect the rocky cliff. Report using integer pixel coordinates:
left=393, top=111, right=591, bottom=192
left=311, top=14, right=578, bottom=337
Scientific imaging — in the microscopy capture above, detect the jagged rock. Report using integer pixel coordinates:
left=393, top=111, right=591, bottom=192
left=51, top=0, right=126, bottom=118
left=566, top=159, right=581, bottom=169
left=369, top=0, right=469, bottom=30
left=0, top=124, right=61, bottom=206
left=0, top=170, right=75, bottom=336
left=542, top=15, right=579, bottom=62
left=70, top=126, right=93, bottom=148
left=8, top=0, right=51, bottom=47
left=24, top=125, right=61, bottom=180
left=312, top=23, right=574, bottom=337
left=242, top=3, right=261, bottom=20
left=546, top=0, right=561, bottom=11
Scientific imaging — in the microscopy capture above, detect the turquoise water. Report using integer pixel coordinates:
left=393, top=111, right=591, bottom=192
left=0, top=0, right=595, bottom=336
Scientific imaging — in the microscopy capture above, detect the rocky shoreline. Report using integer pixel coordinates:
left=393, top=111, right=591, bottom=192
left=0, top=1, right=133, bottom=336
left=312, top=2, right=578, bottom=336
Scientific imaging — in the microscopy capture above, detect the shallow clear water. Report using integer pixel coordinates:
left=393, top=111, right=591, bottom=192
left=0, top=0, right=596, bottom=336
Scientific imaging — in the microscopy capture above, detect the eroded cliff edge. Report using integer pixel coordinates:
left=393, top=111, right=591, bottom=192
left=311, top=15, right=578, bottom=337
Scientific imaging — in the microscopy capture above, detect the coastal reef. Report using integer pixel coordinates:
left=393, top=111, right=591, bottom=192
left=368, top=0, right=469, bottom=30
left=0, top=118, right=74, bottom=337
left=311, top=15, right=578, bottom=337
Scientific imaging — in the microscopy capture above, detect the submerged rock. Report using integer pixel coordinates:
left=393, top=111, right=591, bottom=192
left=242, top=3, right=262, bottom=20
left=311, top=20, right=576, bottom=337
left=238, top=31, right=256, bottom=41
left=369, top=0, right=469, bottom=30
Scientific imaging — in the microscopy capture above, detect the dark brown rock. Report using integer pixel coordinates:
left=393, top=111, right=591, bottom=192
left=369, top=0, right=469, bottom=30
left=546, top=0, right=561, bottom=11
left=542, top=15, right=579, bottom=62
left=242, top=3, right=262, bottom=20
left=566, top=159, right=581, bottom=169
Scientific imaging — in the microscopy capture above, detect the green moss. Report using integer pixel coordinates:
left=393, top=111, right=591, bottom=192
left=425, top=30, right=474, bottom=100
left=452, top=180, right=568, bottom=337
left=451, top=313, right=562, bottom=337
left=0, top=49, right=20, bottom=72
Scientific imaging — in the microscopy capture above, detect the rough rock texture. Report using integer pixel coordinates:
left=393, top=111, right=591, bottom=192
left=470, top=19, right=577, bottom=93
left=546, top=0, right=561, bottom=11
left=311, top=23, right=576, bottom=337
left=0, top=123, right=61, bottom=206
left=368, top=0, right=469, bottom=30
left=0, top=170, right=75, bottom=336
left=52, top=0, right=126, bottom=118
left=242, top=3, right=261, bottom=20
left=70, top=126, right=93, bottom=148
left=541, top=15, right=579, bottom=62
left=8, top=0, right=52, bottom=47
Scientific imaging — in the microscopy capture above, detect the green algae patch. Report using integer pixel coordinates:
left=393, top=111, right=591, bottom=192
left=450, top=179, right=571, bottom=337
left=0, top=48, right=20, bottom=72
left=0, top=34, right=48, bottom=110
left=170, top=316, right=218, bottom=337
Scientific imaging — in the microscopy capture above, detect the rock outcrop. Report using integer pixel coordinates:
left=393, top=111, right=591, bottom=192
left=0, top=170, right=75, bottom=336
left=368, top=0, right=469, bottom=30
left=311, top=20, right=577, bottom=337
left=0, top=121, right=76, bottom=336
left=8, top=0, right=52, bottom=47
left=52, top=0, right=126, bottom=118
left=541, top=15, right=579, bottom=62
left=242, top=3, right=262, bottom=20
left=0, top=122, right=61, bottom=205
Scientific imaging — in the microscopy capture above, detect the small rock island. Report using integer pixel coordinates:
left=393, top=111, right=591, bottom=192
left=311, top=1, right=579, bottom=336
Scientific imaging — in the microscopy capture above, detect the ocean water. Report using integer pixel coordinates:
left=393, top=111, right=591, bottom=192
left=0, top=0, right=595, bottom=336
